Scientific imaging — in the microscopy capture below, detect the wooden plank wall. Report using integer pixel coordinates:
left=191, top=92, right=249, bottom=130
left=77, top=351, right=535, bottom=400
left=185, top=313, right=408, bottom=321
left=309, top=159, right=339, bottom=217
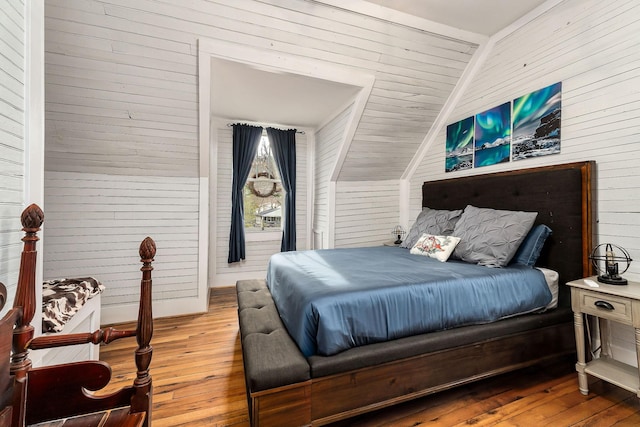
left=43, top=172, right=200, bottom=306
left=410, top=0, right=640, bottom=366
left=44, top=0, right=199, bottom=177
left=0, top=0, right=25, bottom=309
left=213, top=126, right=308, bottom=286
left=314, top=104, right=353, bottom=249
left=335, top=180, right=400, bottom=248
left=43, top=0, right=476, bottom=182
left=41, top=0, right=477, bottom=320
left=316, top=107, right=402, bottom=250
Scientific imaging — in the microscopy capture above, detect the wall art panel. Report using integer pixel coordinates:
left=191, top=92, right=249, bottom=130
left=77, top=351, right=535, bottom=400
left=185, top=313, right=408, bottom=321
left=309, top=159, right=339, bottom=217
left=512, top=82, right=562, bottom=160
left=474, top=102, right=511, bottom=168
left=445, top=116, right=474, bottom=172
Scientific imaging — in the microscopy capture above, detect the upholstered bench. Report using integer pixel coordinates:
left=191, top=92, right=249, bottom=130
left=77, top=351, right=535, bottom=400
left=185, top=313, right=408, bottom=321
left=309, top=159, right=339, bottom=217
left=236, top=279, right=309, bottom=392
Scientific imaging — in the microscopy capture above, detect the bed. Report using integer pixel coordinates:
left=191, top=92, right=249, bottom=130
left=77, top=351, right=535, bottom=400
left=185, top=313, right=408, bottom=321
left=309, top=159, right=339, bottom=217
left=236, top=161, right=594, bottom=427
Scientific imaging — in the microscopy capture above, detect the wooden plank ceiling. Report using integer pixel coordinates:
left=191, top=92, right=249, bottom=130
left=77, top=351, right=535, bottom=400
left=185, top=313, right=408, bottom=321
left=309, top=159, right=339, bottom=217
left=44, top=0, right=479, bottom=181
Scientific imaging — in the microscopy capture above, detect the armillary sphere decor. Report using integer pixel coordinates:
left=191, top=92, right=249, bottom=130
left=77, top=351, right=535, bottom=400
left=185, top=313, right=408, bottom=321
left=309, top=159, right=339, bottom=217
left=589, top=243, right=632, bottom=285
left=391, top=225, right=406, bottom=245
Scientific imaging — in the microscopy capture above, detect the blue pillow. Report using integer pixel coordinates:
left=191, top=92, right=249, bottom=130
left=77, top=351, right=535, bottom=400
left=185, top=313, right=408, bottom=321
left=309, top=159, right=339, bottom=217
left=511, top=224, right=552, bottom=267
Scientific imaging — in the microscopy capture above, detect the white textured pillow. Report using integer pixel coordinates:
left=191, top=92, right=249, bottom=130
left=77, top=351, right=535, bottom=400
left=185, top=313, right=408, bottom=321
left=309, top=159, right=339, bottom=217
left=410, top=233, right=461, bottom=262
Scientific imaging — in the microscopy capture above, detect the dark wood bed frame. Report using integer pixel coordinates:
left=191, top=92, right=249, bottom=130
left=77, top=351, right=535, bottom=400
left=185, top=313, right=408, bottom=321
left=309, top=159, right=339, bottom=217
left=237, top=161, right=595, bottom=426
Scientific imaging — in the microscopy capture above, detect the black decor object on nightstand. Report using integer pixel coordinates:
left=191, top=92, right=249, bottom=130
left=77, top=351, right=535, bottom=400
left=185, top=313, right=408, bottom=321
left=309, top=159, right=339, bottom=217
left=391, top=225, right=406, bottom=245
left=589, top=243, right=632, bottom=285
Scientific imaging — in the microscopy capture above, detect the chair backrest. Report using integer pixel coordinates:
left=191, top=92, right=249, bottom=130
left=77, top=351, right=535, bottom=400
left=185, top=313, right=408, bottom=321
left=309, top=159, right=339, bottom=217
left=0, top=283, right=19, bottom=427
left=5, top=204, right=155, bottom=427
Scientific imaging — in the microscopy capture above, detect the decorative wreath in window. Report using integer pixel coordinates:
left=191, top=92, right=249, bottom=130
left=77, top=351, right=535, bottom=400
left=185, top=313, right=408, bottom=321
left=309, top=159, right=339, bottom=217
left=247, top=172, right=277, bottom=198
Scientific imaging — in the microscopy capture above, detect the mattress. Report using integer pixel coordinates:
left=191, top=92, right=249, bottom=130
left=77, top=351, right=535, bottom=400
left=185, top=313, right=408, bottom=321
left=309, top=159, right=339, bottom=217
left=266, top=246, right=552, bottom=357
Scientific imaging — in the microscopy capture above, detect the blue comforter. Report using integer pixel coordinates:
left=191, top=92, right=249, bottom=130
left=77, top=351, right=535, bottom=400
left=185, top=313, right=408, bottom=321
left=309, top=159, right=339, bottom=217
left=266, top=246, right=552, bottom=357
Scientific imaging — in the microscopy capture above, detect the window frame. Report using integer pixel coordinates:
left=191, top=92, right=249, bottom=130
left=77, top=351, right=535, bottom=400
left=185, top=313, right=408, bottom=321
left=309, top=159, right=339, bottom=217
left=243, top=133, right=285, bottom=235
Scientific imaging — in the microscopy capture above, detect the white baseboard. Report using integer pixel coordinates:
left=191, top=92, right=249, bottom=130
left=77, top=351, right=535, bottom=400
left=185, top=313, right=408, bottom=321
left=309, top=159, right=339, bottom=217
left=211, top=271, right=266, bottom=288
left=609, top=343, right=638, bottom=368
left=100, top=295, right=209, bottom=325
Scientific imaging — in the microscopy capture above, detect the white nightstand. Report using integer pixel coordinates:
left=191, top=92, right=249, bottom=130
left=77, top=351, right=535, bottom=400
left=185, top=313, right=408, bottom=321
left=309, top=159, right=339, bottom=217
left=383, top=240, right=401, bottom=247
left=567, top=277, right=640, bottom=398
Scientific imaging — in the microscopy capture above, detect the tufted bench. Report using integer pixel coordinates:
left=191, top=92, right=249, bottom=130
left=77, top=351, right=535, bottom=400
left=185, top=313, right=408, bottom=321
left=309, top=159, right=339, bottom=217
left=236, top=279, right=310, bottom=393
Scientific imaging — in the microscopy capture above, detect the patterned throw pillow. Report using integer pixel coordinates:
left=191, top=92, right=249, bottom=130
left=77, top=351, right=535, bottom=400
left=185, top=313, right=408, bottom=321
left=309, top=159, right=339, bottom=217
left=410, top=233, right=461, bottom=262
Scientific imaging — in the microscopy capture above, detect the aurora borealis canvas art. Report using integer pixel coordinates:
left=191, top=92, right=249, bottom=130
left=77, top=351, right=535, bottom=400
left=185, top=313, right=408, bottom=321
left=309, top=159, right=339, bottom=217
left=445, top=82, right=561, bottom=171
left=445, top=116, right=474, bottom=172
left=474, top=102, right=511, bottom=168
left=512, top=82, right=562, bottom=160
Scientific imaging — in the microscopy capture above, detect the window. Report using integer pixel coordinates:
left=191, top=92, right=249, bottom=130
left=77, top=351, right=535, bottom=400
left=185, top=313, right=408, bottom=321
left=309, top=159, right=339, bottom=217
left=243, top=133, right=283, bottom=230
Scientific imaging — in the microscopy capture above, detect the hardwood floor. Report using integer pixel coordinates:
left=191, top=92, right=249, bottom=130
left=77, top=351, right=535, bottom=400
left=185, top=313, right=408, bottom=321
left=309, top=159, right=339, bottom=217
left=99, top=287, right=640, bottom=426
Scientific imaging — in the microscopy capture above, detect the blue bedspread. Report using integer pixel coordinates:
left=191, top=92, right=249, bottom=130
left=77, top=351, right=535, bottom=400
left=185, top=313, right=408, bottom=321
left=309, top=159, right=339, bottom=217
left=266, top=246, right=551, bottom=357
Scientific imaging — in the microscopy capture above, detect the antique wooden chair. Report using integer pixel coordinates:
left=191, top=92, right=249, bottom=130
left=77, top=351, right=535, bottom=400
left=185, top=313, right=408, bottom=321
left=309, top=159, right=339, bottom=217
left=6, top=204, right=155, bottom=427
left=1, top=283, right=20, bottom=427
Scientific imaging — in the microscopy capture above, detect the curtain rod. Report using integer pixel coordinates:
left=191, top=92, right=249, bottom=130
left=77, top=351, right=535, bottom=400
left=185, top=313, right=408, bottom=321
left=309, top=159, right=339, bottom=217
left=226, top=123, right=305, bottom=135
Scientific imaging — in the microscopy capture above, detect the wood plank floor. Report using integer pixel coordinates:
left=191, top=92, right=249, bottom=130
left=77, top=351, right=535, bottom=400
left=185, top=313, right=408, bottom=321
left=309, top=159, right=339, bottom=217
left=99, top=287, right=640, bottom=426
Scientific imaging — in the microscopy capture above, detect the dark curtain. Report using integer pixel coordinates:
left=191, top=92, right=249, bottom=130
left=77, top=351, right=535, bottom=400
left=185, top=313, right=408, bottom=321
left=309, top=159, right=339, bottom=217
left=267, top=127, right=297, bottom=252
left=228, top=124, right=263, bottom=263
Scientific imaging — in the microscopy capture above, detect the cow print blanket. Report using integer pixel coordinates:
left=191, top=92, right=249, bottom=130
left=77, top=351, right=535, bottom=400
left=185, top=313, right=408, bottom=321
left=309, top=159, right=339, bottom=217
left=42, top=277, right=105, bottom=333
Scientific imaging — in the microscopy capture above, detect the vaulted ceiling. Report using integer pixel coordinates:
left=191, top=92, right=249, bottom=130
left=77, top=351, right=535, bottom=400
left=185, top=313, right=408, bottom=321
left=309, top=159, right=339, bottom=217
left=364, top=0, right=549, bottom=36
left=210, top=0, right=550, bottom=181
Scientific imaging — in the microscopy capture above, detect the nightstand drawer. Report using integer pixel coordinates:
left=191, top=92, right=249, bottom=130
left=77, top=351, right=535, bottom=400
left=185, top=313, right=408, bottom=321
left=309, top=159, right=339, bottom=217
left=579, top=290, right=633, bottom=324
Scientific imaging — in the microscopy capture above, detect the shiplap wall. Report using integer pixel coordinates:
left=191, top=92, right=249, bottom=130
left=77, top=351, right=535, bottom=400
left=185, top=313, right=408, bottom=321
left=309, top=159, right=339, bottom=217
left=43, top=0, right=477, bottom=181
left=0, top=0, right=25, bottom=310
left=333, top=15, right=478, bottom=181
left=44, top=0, right=199, bottom=177
left=335, top=180, right=399, bottom=248
left=43, top=172, right=200, bottom=304
left=42, top=0, right=478, bottom=320
left=314, top=104, right=353, bottom=249
left=411, top=0, right=640, bottom=365
left=212, top=125, right=308, bottom=286
left=315, top=103, right=402, bottom=249
left=43, top=0, right=204, bottom=321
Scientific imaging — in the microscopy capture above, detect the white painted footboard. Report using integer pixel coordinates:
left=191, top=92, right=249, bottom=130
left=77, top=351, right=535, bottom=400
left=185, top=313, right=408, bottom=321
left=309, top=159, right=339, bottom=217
left=39, top=293, right=102, bottom=366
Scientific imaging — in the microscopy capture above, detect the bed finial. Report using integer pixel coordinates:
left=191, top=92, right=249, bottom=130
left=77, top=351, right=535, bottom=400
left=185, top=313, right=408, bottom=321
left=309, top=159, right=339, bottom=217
left=21, top=203, right=44, bottom=232
left=139, top=236, right=156, bottom=262
left=133, top=236, right=154, bottom=414
left=12, top=204, right=45, bottom=384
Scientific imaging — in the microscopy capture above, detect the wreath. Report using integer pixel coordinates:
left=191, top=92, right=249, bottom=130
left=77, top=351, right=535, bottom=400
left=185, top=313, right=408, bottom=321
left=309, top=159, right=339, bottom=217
left=247, top=172, right=277, bottom=198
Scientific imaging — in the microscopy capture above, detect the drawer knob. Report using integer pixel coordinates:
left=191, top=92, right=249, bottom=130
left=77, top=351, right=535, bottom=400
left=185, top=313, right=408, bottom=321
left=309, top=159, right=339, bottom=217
left=594, top=300, right=614, bottom=310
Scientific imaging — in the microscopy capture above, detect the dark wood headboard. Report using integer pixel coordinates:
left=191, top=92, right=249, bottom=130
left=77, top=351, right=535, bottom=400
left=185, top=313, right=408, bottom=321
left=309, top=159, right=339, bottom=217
left=422, top=161, right=594, bottom=307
